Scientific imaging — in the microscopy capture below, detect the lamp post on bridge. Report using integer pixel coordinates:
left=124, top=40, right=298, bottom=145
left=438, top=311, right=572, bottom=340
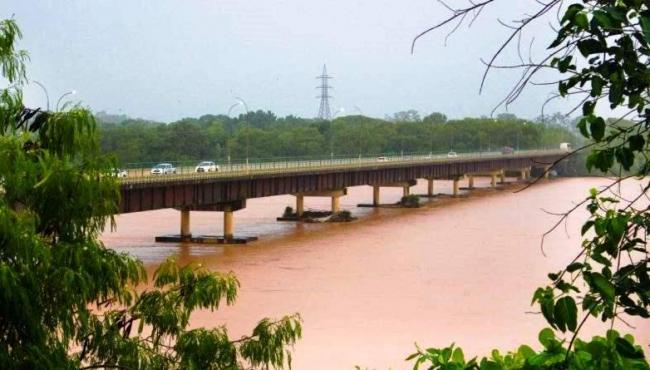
left=228, top=97, right=250, bottom=171
left=331, top=107, right=346, bottom=161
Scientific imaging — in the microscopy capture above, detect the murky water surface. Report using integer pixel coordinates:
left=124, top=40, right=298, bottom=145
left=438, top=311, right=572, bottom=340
left=102, top=177, right=650, bottom=369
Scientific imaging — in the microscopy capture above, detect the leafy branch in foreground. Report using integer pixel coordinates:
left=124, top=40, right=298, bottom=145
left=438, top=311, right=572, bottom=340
left=406, top=1, right=650, bottom=368
left=0, top=18, right=301, bottom=369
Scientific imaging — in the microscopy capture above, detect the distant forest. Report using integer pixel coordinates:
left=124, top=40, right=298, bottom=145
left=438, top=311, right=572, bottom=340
left=96, top=110, right=578, bottom=165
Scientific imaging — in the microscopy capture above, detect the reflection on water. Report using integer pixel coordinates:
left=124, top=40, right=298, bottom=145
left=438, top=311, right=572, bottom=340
left=101, top=177, right=650, bottom=369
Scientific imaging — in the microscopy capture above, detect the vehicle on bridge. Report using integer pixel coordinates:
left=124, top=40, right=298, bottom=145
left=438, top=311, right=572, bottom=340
left=151, top=163, right=176, bottom=175
left=376, top=156, right=388, bottom=162
left=111, top=168, right=128, bottom=178
left=501, top=146, right=514, bottom=154
left=195, top=161, right=219, bottom=172
left=447, top=151, right=458, bottom=158
left=560, top=142, right=572, bottom=151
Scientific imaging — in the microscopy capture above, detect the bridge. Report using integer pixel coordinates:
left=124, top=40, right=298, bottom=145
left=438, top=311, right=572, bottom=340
left=119, top=150, right=565, bottom=243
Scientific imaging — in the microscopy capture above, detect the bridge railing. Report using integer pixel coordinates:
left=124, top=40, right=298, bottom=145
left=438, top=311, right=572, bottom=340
left=118, top=149, right=566, bottom=184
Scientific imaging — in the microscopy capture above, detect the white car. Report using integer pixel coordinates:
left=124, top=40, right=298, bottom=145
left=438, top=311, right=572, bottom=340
left=447, top=151, right=458, bottom=158
left=151, top=163, right=176, bottom=175
left=111, top=168, right=128, bottom=178
left=376, top=156, right=388, bottom=162
left=195, top=161, right=219, bottom=173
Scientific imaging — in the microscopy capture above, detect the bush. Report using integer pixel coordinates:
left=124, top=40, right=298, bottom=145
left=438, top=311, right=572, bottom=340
left=283, top=206, right=294, bottom=217
left=400, top=194, right=421, bottom=208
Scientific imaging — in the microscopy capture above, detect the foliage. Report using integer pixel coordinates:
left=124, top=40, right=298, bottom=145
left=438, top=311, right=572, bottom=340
left=400, top=194, right=421, bottom=208
left=406, top=0, right=650, bottom=368
left=283, top=206, right=294, bottom=218
left=97, top=111, right=577, bottom=164
left=407, top=329, right=648, bottom=370
left=0, top=19, right=301, bottom=369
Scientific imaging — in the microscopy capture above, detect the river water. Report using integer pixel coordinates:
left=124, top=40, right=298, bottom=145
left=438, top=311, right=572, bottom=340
left=101, top=177, right=650, bottom=369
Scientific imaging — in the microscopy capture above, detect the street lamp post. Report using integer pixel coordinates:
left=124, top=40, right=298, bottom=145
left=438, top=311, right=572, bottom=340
left=331, top=108, right=345, bottom=160
left=31, top=80, right=50, bottom=111
left=228, top=97, right=250, bottom=171
left=56, top=90, right=76, bottom=111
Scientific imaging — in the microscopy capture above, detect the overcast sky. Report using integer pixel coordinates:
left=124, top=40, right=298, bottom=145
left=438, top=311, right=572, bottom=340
left=6, top=1, right=570, bottom=122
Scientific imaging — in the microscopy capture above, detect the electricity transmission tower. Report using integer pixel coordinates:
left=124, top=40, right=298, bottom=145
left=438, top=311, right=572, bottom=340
left=316, top=64, right=333, bottom=120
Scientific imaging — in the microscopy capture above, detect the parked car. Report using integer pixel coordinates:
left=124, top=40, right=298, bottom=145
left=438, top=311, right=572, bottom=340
left=111, top=168, right=128, bottom=178
left=501, top=146, right=514, bottom=154
left=376, top=156, right=388, bottom=162
left=447, top=151, right=458, bottom=158
left=195, top=161, right=219, bottom=172
left=560, top=142, right=571, bottom=151
left=151, top=163, right=176, bottom=175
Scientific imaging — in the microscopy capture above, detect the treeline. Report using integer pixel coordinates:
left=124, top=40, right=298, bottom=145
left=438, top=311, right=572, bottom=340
left=97, top=111, right=578, bottom=164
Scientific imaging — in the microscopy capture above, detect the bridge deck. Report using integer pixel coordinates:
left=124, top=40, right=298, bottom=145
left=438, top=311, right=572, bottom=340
left=120, top=150, right=564, bottom=186
left=118, top=150, right=565, bottom=213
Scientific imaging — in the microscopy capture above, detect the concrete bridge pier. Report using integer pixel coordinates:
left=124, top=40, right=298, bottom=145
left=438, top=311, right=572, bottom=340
left=499, top=169, right=506, bottom=184
left=544, top=165, right=552, bottom=179
left=295, top=194, right=305, bottom=218
left=403, top=185, right=411, bottom=197
left=490, top=171, right=498, bottom=188
left=452, top=177, right=463, bottom=197
left=156, top=200, right=255, bottom=244
left=427, top=178, right=435, bottom=197
left=359, top=180, right=417, bottom=207
left=331, top=194, right=341, bottom=213
left=467, top=175, right=475, bottom=190
left=373, top=186, right=381, bottom=206
left=290, top=189, right=347, bottom=216
left=180, top=207, right=191, bottom=241
left=223, top=206, right=234, bottom=241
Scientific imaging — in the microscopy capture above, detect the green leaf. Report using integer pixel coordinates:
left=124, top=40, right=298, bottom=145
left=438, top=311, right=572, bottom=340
left=640, top=15, right=650, bottom=44
left=554, top=296, right=578, bottom=332
left=577, top=39, right=603, bottom=56
left=452, top=347, right=465, bottom=363
left=590, top=117, right=606, bottom=141
left=567, top=262, right=584, bottom=272
left=538, top=328, right=555, bottom=349
left=590, top=273, right=615, bottom=301
left=615, top=337, right=645, bottom=359
left=629, top=135, right=645, bottom=151
left=592, top=10, right=613, bottom=28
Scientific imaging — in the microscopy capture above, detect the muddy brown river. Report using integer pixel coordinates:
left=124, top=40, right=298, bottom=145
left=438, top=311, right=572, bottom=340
left=101, top=177, right=650, bottom=369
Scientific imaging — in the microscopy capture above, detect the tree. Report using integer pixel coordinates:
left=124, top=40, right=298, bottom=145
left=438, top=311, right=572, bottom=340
left=423, top=112, right=448, bottom=125
left=386, top=109, right=421, bottom=123
left=406, top=1, right=650, bottom=368
left=0, top=19, right=301, bottom=369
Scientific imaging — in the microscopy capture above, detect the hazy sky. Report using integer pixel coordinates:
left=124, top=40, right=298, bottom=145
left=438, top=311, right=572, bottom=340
left=6, top=1, right=570, bottom=122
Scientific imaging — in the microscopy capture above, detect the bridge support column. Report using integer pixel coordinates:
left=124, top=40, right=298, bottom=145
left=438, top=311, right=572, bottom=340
left=519, top=169, right=527, bottom=180
left=359, top=180, right=416, bottom=207
left=223, top=207, right=234, bottom=241
left=499, top=169, right=506, bottom=184
left=544, top=165, right=551, bottom=179
left=290, top=189, right=347, bottom=216
left=453, top=178, right=460, bottom=197
left=490, top=172, right=498, bottom=188
left=427, top=178, right=434, bottom=197
left=180, top=207, right=191, bottom=240
left=467, top=175, right=474, bottom=190
left=403, top=185, right=410, bottom=197
left=295, top=195, right=304, bottom=218
left=373, top=186, right=380, bottom=206
left=331, top=195, right=341, bottom=213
